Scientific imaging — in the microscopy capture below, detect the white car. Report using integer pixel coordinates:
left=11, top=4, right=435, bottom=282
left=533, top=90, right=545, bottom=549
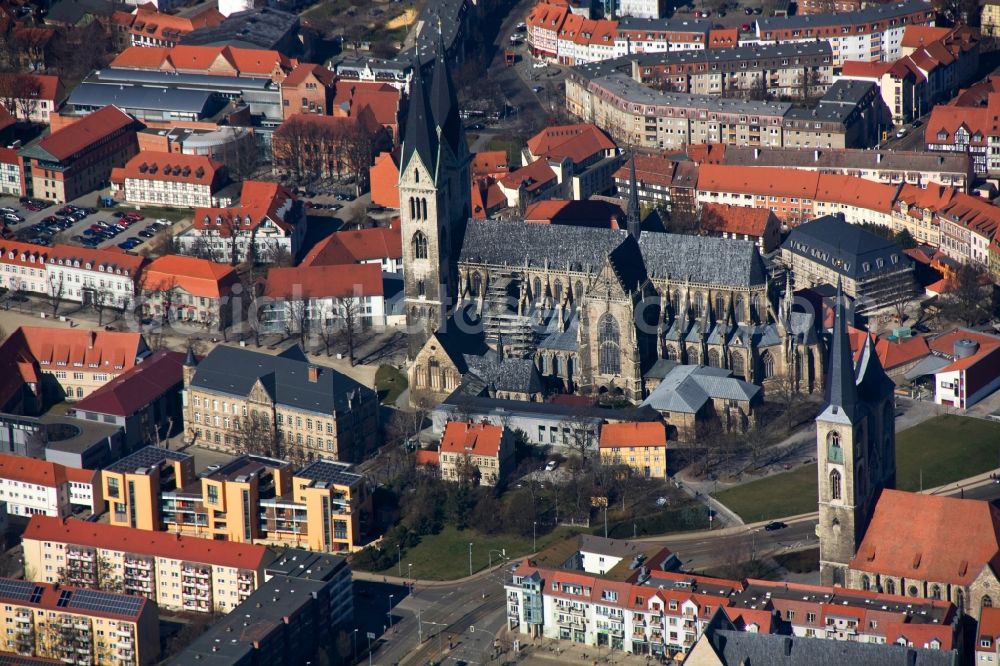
left=533, top=60, right=548, bottom=69
left=545, top=460, right=558, bottom=472
left=896, top=127, right=908, bottom=138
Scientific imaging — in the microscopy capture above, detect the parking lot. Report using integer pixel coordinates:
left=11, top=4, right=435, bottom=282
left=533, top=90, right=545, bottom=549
left=0, top=195, right=178, bottom=253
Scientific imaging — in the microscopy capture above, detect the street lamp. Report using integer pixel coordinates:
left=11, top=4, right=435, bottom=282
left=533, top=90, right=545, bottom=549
left=352, top=628, right=357, bottom=664
left=408, top=562, right=413, bottom=585
left=469, top=542, right=474, bottom=576
left=397, top=544, right=402, bottom=577
left=388, top=594, right=394, bottom=631
left=533, top=521, right=537, bottom=552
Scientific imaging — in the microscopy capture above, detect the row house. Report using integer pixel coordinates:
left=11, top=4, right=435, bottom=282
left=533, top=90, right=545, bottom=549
left=0, top=577, right=159, bottom=666
left=0, top=147, right=23, bottom=197
left=754, top=0, right=936, bottom=67
left=0, top=454, right=102, bottom=518
left=555, top=13, right=618, bottom=66
left=926, top=92, right=1000, bottom=178
left=23, top=515, right=272, bottom=615
left=936, top=192, right=1000, bottom=266
left=0, top=240, right=145, bottom=310
left=613, top=16, right=712, bottom=55
left=111, top=151, right=230, bottom=209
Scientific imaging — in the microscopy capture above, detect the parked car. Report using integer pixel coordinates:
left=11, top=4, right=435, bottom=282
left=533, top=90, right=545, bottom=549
left=0, top=207, right=15, bottom=214
left=532, top=60, right=548, bottom=68
left=896, top=128, right=907, bottom=138
left=764, top=521, right=788, bottom=531
left=545, top=460, right=558, bottom=472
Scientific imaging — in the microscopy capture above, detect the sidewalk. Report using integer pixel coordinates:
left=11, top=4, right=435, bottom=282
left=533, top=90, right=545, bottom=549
left=515, top=634, right=676, bottom=665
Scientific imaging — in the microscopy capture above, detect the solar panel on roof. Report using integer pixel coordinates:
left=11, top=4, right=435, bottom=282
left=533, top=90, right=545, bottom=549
left=296, top=460, right=361, bottom=486
left=56, top=590, right=70, bottom=607
left=67, top=589, right=143, bottom=618
left=105, top=445, right=191, bottom=474
left=0, top=579, right=41, bottom=604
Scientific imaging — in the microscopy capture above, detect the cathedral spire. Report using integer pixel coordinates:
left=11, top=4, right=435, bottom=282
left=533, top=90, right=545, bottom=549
left=430, top=18, right=463, bottom=160
left=827, top=278, right=858, bottom=420
left=401, top=56, right=437, bottom=177
left=626, top=151, right=641, bottom=239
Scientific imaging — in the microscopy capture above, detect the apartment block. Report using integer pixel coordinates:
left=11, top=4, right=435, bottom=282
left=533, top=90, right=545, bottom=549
left=0, top=577, right=159, bottom=666
left=439, top=422, right=515, bottom=487
left=102, top=446, right=196, bottom=532
left=0, top=454, right=102, bottom=518
left=111, top=151, right=230, bottom=209
left=169, top=549, right=353, bottom=665
left=18, top=105, right=140, bottom=204
left=183, top=345, right=379, bottom=463
left=23, top=515, right=272, bottom=614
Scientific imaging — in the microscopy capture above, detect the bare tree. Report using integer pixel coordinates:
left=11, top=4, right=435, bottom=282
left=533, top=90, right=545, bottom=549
left=558, top=414, right=597, bottom=462
left=285, top=297, right=311, bottom=347
left=47, top=273, right=65, bottom=316
left=218, top=127, right=258, bottom=181
left=940, top=263, right=995, bottom=326
left=237, top=262, right=264, bottom=347
left=335, top=296, right=362, bottom=366
left=92, top=286, right=112, bottom=326
left=0, top=73, right=42, bottom=121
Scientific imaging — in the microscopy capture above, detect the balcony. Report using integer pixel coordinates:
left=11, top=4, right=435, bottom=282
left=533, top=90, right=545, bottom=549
left=15, top=626, right=31, bottom=634
left=182, top=567, right=210, bottom=578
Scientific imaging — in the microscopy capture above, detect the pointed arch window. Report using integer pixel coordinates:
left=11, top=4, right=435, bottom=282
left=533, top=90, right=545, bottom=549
left=730, top=352, right=745, bottom=378
left=708, top=349, right=720, bottom=367
left=412, top=232, right=428, bottom=260
left=553, top=279, right=563, bottom=304
left=598, top=312, right=621, bottom=375
left=885, top=578, right=895, bottom=595
left=862, top=575, right=871, bottom=591
left=830, top=469, right=842, bottom=500
left=760, top=350, right=775, bottom=379
left=827, top=431, right=843, bottom=463
left=420, top=198, right=428, bottom=220
left=471, top=272, right=482, bottom=297
left=409, top=197, right=416, bottom=220
left=714, top=294, right=725, bottom=320
left=750, top=294, right=761, bottom=321
left=694, top=292, right=704, bottom=318
left=735, top=295, right=746, bottom=321
left=533, top=277, right=542, bottom=303
left=575, top=281, right=584, bottom=301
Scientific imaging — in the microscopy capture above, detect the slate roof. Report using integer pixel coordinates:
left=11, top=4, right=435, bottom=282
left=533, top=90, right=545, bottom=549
left=462, top=351, right=544, bottom=396
left=179, top=7, right=298, bottom=49
left=400, top=53, right=438, bottom=178
left=460, top=221, right=766, bottom=289
left=66, top=83, right=220, bottom=115
left=642, top=365, right=759, bottom=413
left=782, top=215, right=912, bottom=280
left=539, top=315, right=580, bottom=351
left=757, top=0, right=932, bottom=32
left=190, top=345, right=374, bottom=414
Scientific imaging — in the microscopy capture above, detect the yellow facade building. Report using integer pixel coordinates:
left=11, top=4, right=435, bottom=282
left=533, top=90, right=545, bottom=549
left=101, top=447, right=372, bottom=553
left=22, top=515, right=272, bottom=614
left=984, top=0, right=1000, bottom=37
left=0, top=577, right=159, bottom=666
left=598, top=422, right=669, bottom=479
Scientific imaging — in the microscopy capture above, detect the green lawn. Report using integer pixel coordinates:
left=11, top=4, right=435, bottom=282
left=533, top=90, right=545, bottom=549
left=713, top=415, right=1000, bottom=522
left=394, top=525, right=580, bottom=581
left=374, top=364, right=408, bottom=405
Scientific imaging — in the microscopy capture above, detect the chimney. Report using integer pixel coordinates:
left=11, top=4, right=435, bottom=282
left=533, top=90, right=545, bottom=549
left=308, top=366, right=319, bottom=383
left=876, top=153, right=883, bottom=164
left=753, top=147, right=760, bottom=159
left=88, top=332, right=95, bottom=349
left=814, top=149, right=819, bottom=161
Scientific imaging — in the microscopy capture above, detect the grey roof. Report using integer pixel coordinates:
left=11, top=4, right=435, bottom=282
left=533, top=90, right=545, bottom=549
left=429, top=32, right=463, bottom=160
left=463, top=351, right=544, bottom=396
left=66, top=82, right=219, bottom=115
left=180, top=7, right=299, bottom=49
left=782, top=215, right=913, bottom=280
left=408, top=0, right=468, bottom=62
left=539, top=315, right=580, bottom=351
left=460, top=221, right=767, bottom=289
left=904, top=354, right=951, bottom=380
left=105, top=445, right=191, bottom=474
left=400, top=54, right=439, bottom=177
left=47, top=0, right=123, bottom=24
left=704, top=628, right=957, bottom=666
left=190, top=345, right=375, bottom=415
left=265, top=548, right=348, bottom=581
left=820, top=79, right=877, bottom=107
left=757, top=0, right=932, bottom=32
left=438, top=393, right=663, bottom=423
left=715, top=146, right=970, bottom=174
left=92, top=67, right=274, bottom=92
left=617, top=16, right=711, bottom=33
left=824, top=279, right=859, bottom=421
left=642, top=365, right=759, bottom=413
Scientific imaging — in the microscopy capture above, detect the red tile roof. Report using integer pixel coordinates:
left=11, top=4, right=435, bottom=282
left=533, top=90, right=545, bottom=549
left=194, top=180, right=297, bottom=236
left=696, top=163, right=819, bottom=198
left=332, top=81, right=401, bottom=129
left=526, top=123, right=616, bottom=164
left=25, top=515, right=271, bottom=570
left=852, top=489, right=1000, bottom=586
left=472, top=151, right=509, bottom=178
left=64, top=467, right=98, bottom=484
left=441, top=422, right=505, bottom=458
left=723, top=606, right=774, bottom=633
left=841, top=60, right=895, bottom=78
left=264, top=262, right=383, bottom=299
left=142, top=255, right=238, bottom=298
left=9, top=326, right=146, bottom=373
left=0, top=453, right=68, bottom=488
left=885, top=622, right=955, bottom=650
left=700, top=203, right=775, bottom=237
left=599, top=422, right=667, bottom=448
left=612, top=154, right=678, bottom=188
left=72, top=350, right=185, bottom=417
left=414, top=449, right=439, bottom=466
left=873, top=335, right=930, bottom=370
left=524, top=199, right=623, bottom=228
left=300, top=226, right=401, bottom=267
left=926, top=328, right=1000, bottom=373
left=708, top=28, right=738, bottom=48
left=979, top=606, right=1000, bottom=643
left=815, top=174, right=898, bottom=214
left=0, top=73, right=62, bottom=103
left=900, top=25, right=952, bottom=48
left=111, top=44, right=295, bottom=77
left=120, top=151, right=224, bottom=187
left=0, top=239, right=145, bottom=276
left=283, top=62, right=336, bottom=88
left=498, top=159, right=557, bottom=192
left=128, top=6, right=224, bottom=43
left=30, top=105, right=135, bottom=163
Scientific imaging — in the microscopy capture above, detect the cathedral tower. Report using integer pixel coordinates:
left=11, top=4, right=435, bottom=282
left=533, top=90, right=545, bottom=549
left=816, top=280, right=896, bottom=586
left=399, top=42, right=472, bottom=359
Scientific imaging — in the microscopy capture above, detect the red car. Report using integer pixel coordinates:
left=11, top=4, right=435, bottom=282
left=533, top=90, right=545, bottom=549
left=126, top=213, right=144, bottom=221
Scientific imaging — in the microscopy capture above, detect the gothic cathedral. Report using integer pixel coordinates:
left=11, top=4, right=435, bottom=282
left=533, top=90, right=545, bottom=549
left=816, top=280, right=896, bottom=586
left=399, top=43, right=472, bottom=359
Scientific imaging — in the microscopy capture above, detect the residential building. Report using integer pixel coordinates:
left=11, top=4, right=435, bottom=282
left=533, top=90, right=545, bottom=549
left=299, top=224, right=402, bottom=274
left=907, top=328, right=1000, bottom=410
left=0, top=327, right=150, bottom=403
left=0, top=73, right=65, bottom=123
left=0, top=147, right=23, bottom=197
left=0, top=454, right=91, bottom=518
left=782, top=216, right=915, bottom=313
left=23, top=515, right=273, bottom=614
left=617, top=0, right=667, bottom=19
left=977, top=606, right=1000, bottom=664
left=182, top=345, right=379, bottom=462
left=177, top=180, right=305, bottom=264
left=68, top=350, right=187, bottom=452
left=691, top=144, right=972, bottom=192
left=522, top=124, right=620, bottom=200
left=122, top=6, right=225, bottom=47
left=641, top=365, right=761, bottom=441
left=754, top=0, right=937, bottom=67
left=985, top=0, right=1000, bottom=38
left=261, top=263, right=388, bottom=331
left=168, top=549, right=353, bottom=665
left=0, top=241, right=145, bottom=311
left=439, top=421, right=514, bottom=487
left=102, top=446, right=196, bottom=532
left=279, top=63, right=336, bottom=118
left=111, top=152, right=229, bottom=209
left=598, top=422, right=668, bottom=478
left=139, top=255, right=239, bottom=330
left=687, top=609, right=959, bottom=665
left=18, top=105, right=140, bottom=203
left=699, top=203, right=780, bottom=252
left=0, top=577, right=159, bottom=666
left=613, top=16, right=714, bottom=55
left=848, top=490, right=1000, bottom=621
left=612, top=154, right=698, bottom=214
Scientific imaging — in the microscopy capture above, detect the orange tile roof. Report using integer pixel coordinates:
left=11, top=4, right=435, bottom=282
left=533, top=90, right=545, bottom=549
left=283, top=62, right=335, bottom=88
left=0, top=239, right=145, bottom=276
left=194, top=180, right=296, bottom=236
left=527, top=123, right=616, bottom=164
left=441, top=422, right=505, bottom=458
left=25, top=515, right=271, bottom=570
left=29, top=105, right=135, bottom=163
left=708, top=28, right=738, bottom=48
left=927, top=328, right=1000, bottom=373
left=697, top=163, right=819, bottom=198
left=264, top=262, right=383, bottom=299
left=885, top=622, right=955, bottom=650
left=815, top=174, right=897, bottom=213
left=299, top=226, right=401, bottom=267
left=120, top=151, right=223, bottom=187
left=723, top=607, right=773, bottom=633
left=599, top=422, right=667, bottom=448
left=472, top=176, right=507, bottom=219
left=852, top=489, right=1000, bottom=586
left=64, top=467, right=99, bottom=484
left=129, top=6, right=224, bottom=43
left=472, top=151, right=509, bottom=178
left=499, top=159, right=557, bottom=192
left=111, top=44, right=294, bottom=77
left=332, top=81, right=401, bottom=128
left=414, top=449, right=439, bottom=466
left=111, top=45, right=171, bottom=69
left=901, top=25, right=952, bottom=48
left=524, top=199, right=623, bottom=228
left=526, top=2, right=569, bottom=32
left=0, top=453, right=68, bottom=488
left=700, top=203, right=775, bottom=237
left=613, top=154, right=677, bottom=188
left=874, top=335, right=930, bottom=369
left=0, top=327, right=41, bottom=410
left=840, top=60, right=895, bottom=78
left=687, top=143, right=728, bottom=164
left=979, top=606, right=1000, bottom=642
left=142, top=255, right=237, bottom=298
left=13, top=326, right=145, bottom=372
left=0, top=73, right=62, bottom=103
left=926, top=102, right=994, bottom=148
